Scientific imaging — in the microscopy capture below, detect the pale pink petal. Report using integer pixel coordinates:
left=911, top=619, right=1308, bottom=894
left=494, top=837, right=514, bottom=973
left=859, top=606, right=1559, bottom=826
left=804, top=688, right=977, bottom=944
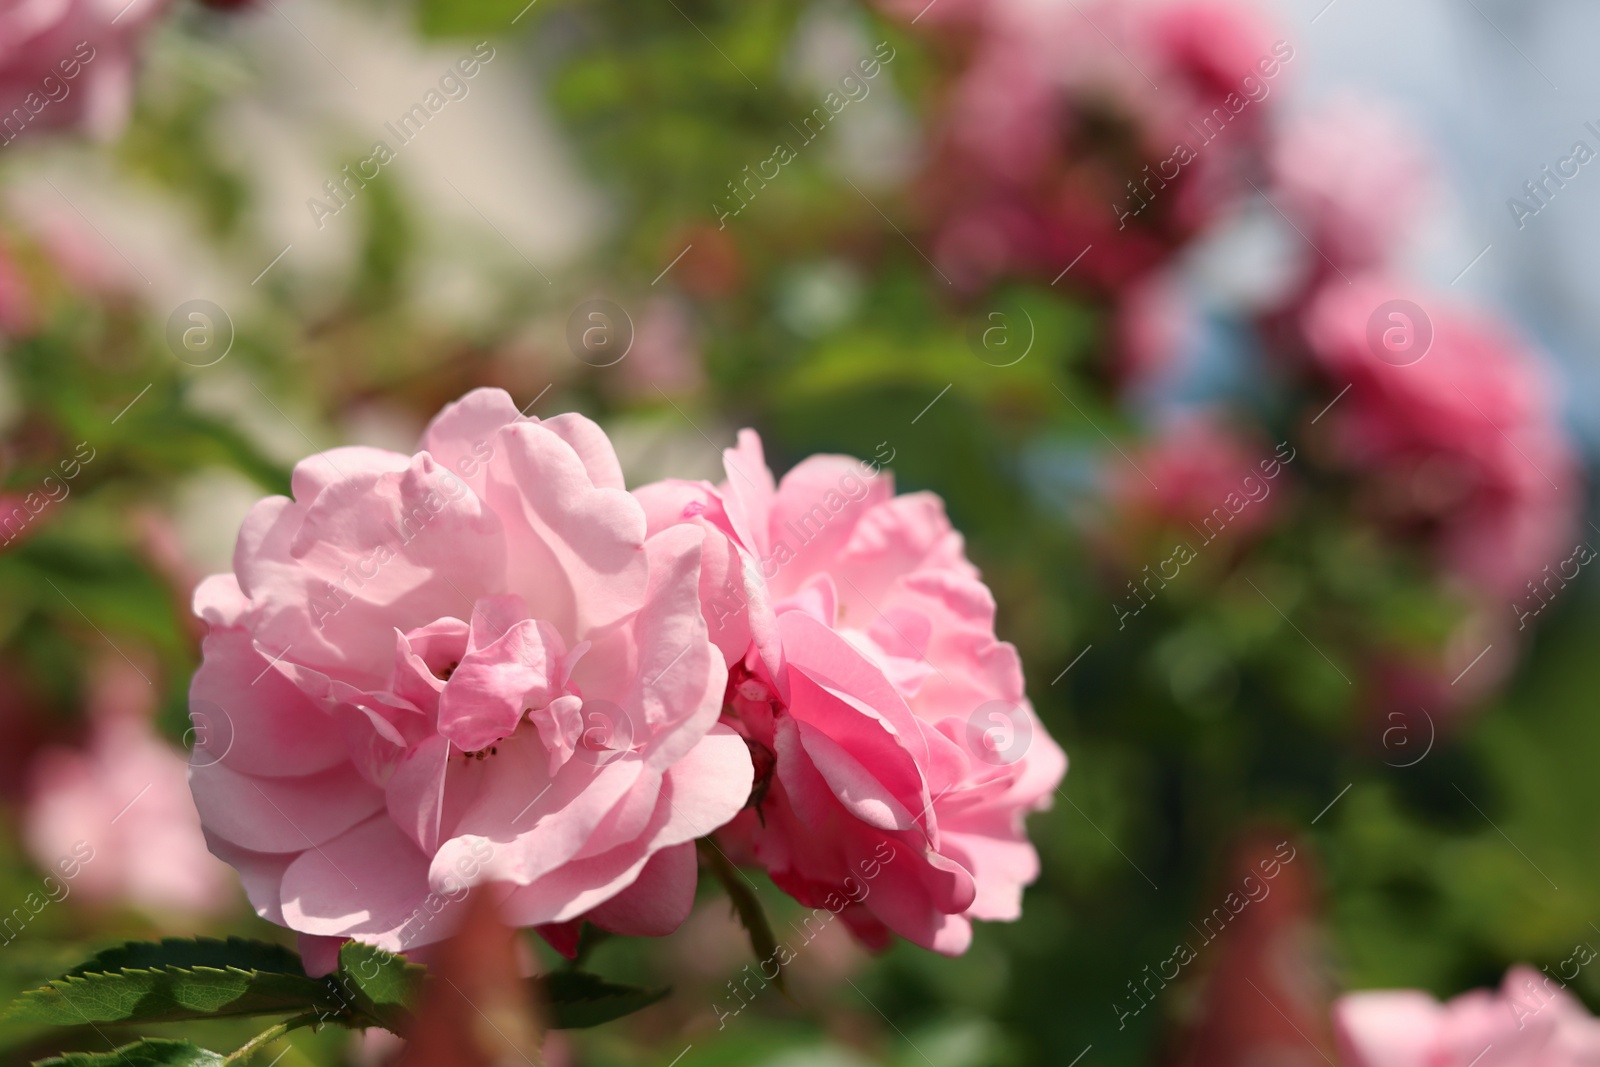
left=385, top=735, right=452, bottom=855
left=432, top=738, right=643, bottom=888
left=204, top=832, right=293, bottom=925
left=765, top=454, right=893, bottom=599
left=437, top=619, right=564, bottom=752
left=289, top=447, right=413, bottom=509
left=188, top=627, right=346, bottom=778
left=585, top=842, right=698, bottom=937
left=279, top=816, right=434, bottom=947
left=720, top=429, right=777, bottom=560
left=189, top=760, right=384, bottom=854
left=499, top=727, right=750, bottom=925
left=192, top=573, right=248, bottom=628
left=484, top=422, right=648, bottom=641
left=418, top=388, right=527, bottom=501
left=1333, top=991, right=1445, bottom=1067
left=541, top=412, right=627, bottom=492
left=240, top=453, right=508, bottom=689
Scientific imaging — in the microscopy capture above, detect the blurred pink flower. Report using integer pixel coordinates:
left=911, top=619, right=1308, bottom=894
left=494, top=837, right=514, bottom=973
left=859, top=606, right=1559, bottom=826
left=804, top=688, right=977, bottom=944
left=921, top=0, right=1287, bottom=294
left=24, top=659, right=233, bottom=917
left=1303, top=279, right=1579, bottom=600
left=0, top=0, right=172, bottom=145
left=1273, top=95, right=1434, bottom=277
left=1139, top=0, right=1283, bottom=120
left=619, top=296, right=703, bottom=397
left=1335, top=966, right=1600, bottom=1067
left=636, top=431, right=1066, bottom=956
left=188, top=389, right=751, bottom=971
left=17, top=206, right=141, bottom=296
left=1110, top=413, right=1287, bottom=543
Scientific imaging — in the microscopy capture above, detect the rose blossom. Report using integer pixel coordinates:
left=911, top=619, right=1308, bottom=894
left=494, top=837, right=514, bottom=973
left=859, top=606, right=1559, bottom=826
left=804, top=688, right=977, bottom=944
left=1302, top=278, right=1579, bottom=600
left=0, top=0, right=173, bottom=144
left=636, top=431, right=1066, bottom=955
left=188, top=388, right=752, bottom=972
left=1334, top=965, right=1600, bottom=1067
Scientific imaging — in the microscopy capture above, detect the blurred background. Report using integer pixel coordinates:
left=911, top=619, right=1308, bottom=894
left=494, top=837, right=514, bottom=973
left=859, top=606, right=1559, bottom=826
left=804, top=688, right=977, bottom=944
left=1, top=0, right=1597, bottom=1064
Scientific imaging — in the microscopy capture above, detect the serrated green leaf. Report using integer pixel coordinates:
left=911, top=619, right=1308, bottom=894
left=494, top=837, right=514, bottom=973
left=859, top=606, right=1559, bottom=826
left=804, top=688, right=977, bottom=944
left=332, top=941, right=426, bottom=1033
left=33, top=1037, right=224, bottom=1066
left=534, top=971, right=669, bottom=1029
left=6, top=938, right=339, bottom=1027
left=8, top=967, right=338, bottom=1026
left=59, top=938, right=307, bottom=979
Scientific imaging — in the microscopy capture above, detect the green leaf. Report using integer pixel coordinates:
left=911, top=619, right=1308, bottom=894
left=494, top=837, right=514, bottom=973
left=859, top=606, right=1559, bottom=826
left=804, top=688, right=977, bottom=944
left=58, top=938, right=307, bottom=979
left=33, top=1038, right=224, bottom=1066
left=331, top=941, right=426, bottom=1033
left=6, top=940, right=338, bottom=1027
left=533, top=971, right=669, bottom=1029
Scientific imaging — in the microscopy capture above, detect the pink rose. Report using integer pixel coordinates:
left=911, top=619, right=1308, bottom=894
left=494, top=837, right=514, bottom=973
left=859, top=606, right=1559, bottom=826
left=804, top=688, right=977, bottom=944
left=618, top=296, right=704, bottom=398
left=0, top=0, right=172, bottom=145
left=636, top=431, right=1066, bottom=955
left=1302, top=279, right=1579, bottom=599
left=188, top=388, right=752, bottom=971
left=1334, top=966, right=1600, bottom=1067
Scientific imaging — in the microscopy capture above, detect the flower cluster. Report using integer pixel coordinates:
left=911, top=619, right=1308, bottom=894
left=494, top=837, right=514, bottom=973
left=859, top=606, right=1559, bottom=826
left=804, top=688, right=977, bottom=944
left=187, top=390, right=1063, bottom=969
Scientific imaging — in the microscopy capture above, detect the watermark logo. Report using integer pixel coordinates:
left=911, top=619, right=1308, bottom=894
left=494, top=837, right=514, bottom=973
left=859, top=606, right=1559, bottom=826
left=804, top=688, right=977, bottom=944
left=166, top=300, right=234, bottom=367
left=1365, top=299, right=1432, bottom=367
left=185, top=700, right=236, bottom=769
left=1379, top=706, right=1435, bottom=769
left=965, top=700, right=1034, bottom=765
left=566, top=299, right=633, bottom=367
left=573, top=699, right=637, bottom=767
left=966, top=304, right=1035, bottom=368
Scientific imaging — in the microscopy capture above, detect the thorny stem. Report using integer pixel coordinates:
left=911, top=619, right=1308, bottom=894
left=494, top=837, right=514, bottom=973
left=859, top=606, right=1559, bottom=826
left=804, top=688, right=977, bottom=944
left=696, top=837, right=788, bottom=996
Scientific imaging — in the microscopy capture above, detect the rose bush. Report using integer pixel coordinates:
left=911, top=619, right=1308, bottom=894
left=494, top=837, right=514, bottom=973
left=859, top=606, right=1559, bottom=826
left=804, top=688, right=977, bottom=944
left=637, top=431, right=1066, bottom=955
left=187, top=388, right=752, bottom=972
